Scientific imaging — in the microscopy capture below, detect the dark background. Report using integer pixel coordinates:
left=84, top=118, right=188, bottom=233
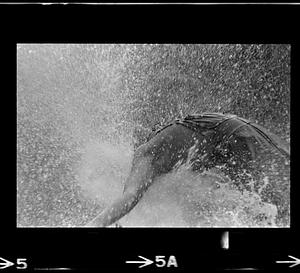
left=1, top=3, right=299, bottom=272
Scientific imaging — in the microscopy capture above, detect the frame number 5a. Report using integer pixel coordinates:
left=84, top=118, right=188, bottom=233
left=155, top=256, right=178, bottom=267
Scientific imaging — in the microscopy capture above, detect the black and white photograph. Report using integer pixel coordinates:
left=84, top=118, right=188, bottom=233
left=17, top=44, right=290, bottom=228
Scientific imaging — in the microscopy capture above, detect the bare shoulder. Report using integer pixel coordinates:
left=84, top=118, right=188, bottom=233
left=146, top=123, right=196, bottom=149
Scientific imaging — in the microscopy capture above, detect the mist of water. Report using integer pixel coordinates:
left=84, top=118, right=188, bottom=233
left=17, top=44, right=290, bottom=227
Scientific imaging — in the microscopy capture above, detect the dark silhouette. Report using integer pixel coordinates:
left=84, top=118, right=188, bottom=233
left=86, top=113, right=290, bottom=227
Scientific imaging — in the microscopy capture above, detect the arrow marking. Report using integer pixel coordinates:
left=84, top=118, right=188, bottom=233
left=276, top=255, right=300, bottom=268
left=0, top=257, right=14, bottom=270
left=126, top=256, right=153, bottom=268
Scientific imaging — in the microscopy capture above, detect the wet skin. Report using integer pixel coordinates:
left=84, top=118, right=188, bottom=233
left=86, top=123, right=209, bottom=227
left=86, top=121, right=290, bottom=227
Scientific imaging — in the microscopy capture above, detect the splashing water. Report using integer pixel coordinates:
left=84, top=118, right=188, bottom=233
left=120, top=168, right=279, bottom=227
left=120, top=142, right=279, bottom=227
left=17, top=44, right=290, bottom=227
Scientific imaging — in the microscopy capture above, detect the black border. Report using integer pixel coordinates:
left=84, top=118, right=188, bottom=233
left=6, top=3, right=299, bottom=272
